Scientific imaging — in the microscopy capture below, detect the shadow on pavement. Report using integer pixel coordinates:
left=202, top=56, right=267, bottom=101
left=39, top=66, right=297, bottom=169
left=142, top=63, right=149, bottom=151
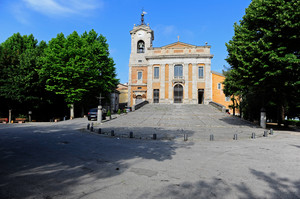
left=218, top=116, right=259, bottom=128
left=138, top=169, right=300, bottom=199
left=0, top=125, right=194, bottom=198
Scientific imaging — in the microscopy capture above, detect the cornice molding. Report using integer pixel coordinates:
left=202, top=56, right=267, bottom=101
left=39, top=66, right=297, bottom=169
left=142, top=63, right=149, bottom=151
left=145, top=54, right=214, bottom=60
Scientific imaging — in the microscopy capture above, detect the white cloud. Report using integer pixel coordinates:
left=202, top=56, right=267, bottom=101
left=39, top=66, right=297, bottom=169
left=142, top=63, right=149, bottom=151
left=109, top=48, right=117, bottom=55
left=162, top=25, right=176, bottom=35
left=12, top=3, right=31, bottom=25
left=22, top=0, right=102, bottom=17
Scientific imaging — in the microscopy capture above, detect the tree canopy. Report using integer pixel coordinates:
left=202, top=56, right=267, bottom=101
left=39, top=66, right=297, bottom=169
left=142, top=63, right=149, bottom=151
left=39, top=30, right=118, bottom=107
left=0, top=30, right=119, bottom=120
left=0, top=33, right=47, bottom=109
left=224, top=0, right=300, bottom=121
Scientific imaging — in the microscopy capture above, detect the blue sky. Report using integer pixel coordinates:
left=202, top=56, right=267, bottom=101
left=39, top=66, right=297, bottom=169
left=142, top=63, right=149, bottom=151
left=0, top=0, right=251, bottom=83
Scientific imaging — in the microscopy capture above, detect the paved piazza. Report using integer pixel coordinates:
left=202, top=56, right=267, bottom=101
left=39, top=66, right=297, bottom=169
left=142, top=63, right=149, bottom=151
left=0, top=105, right=299, bottom=199
left=100, top=104, right=263, bottom=141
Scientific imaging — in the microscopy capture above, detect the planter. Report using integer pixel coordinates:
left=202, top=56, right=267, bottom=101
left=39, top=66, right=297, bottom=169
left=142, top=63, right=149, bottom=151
left=15, top=118, right=26, bottom=123
left=0, top=118, right=8, bottom=123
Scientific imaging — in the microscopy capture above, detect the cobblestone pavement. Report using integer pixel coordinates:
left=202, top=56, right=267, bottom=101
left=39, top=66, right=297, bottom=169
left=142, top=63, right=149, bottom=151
left=98, top=104, right=264, bottom=141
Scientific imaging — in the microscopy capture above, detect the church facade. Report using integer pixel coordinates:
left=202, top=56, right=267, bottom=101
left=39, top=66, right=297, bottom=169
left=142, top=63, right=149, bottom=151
left=128, top=15, right=231, bottom=110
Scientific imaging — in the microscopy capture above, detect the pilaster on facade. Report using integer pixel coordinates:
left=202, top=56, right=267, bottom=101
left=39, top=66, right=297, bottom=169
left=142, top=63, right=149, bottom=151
left=184, top=63, right=189, bottom=100
left=147, top=65, right=153, bottom=102
left=160, top=64, right=165, bottom=99
left=169, top=63, right=174, bottom=103
left=192, top=63, right=197, bottom=100
left=128, top=65, right=132, bottom=106
left=204, top=63, right=212, bottom=104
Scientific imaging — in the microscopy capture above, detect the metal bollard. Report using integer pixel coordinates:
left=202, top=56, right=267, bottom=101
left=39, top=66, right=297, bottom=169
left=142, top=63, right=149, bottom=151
left=111, top=130, right=115, bottom=136
left=129, top=132, right=133, bottom=138
left=90, top=126, right=94, bottom=132
left=263, top=131, right=268, bottom=137
left=184, top=134, right=188, bottom=141
left=270, top=128, right=273, bottom=135
left=98, top=128, right=102, bottom=134
left=153, top=134, right=157, bottom=140
left=210, top=134, right=214, bottom=141
left=233, top=134, right=238, bottom=140
left=87, top=123, right=90, bottom=130
left=251, top=133, right=256, bottom=139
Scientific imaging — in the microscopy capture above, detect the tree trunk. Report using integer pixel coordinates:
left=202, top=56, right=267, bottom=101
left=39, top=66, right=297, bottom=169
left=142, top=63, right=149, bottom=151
left=277, top=105, right=285, bottom=126
left=239, top=97, right=242, bottom=118
left=233, top=103, right=236, bottom=116
left=231, top=97, right=236, bottom=116
left=282, top=106, right=287, bottom=127
left=70, top=104, right=74, bottom=119
left=81, top=106, right=84, bottom=118
left=9, top=109, right=12, bottom=123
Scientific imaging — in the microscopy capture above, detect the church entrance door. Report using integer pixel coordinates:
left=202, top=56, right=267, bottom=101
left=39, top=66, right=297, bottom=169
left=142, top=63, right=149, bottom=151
left=198, top=89, right=204, bottom=104
left=174, top=84, right=183, bottom=103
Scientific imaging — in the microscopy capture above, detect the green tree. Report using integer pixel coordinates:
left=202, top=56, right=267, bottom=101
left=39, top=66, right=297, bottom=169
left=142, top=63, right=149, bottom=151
left=39, top=30, right=119, bottom=118
left=224, top=0, right=300, bottom=123
left=0, top=33, right=48, bottom=116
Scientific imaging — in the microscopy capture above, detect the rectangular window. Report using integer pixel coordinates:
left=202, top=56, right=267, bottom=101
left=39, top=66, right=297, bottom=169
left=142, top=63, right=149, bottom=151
left=198, top=66, right=204, bottom=78
left=138, top=71, right=142, bottom=80
left=217, top=83, right=221, bottom=89
left=153, top=89, right=159, bottom=103
left=154, top=67, right=159, bottom=79
left=225, top=96, right=230, bottom=102
left=138, top=87, right=142, bottom=89
left=174, top=65, right=183, bottom=79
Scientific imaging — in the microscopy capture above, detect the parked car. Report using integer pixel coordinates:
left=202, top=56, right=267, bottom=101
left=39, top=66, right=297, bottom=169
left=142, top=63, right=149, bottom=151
left=125, top=106, right=132, bottom=113
left=88, top=108, right=106, bottom=121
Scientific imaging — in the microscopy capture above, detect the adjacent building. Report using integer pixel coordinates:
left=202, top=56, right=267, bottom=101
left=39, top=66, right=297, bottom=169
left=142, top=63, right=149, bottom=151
left=117, top=83, right=129, bottom=110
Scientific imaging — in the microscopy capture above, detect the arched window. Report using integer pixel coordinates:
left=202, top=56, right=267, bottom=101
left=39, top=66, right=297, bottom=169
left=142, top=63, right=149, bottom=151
left=137, top=40, right=145, bottom=53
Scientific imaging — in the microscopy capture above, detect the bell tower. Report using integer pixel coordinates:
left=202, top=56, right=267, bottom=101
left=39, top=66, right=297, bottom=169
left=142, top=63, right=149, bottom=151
left=128, top=12, right=154, bottom=107
left=129, top=13, right=154, bottom=58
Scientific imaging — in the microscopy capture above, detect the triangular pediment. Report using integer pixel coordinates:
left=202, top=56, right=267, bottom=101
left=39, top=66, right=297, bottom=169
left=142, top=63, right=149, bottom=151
left=161, top=42, right=196, bottom=49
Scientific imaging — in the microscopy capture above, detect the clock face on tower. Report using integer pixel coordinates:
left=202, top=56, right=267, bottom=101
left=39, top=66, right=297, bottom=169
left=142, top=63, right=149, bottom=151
left=137, top=31, right=144, bottom=37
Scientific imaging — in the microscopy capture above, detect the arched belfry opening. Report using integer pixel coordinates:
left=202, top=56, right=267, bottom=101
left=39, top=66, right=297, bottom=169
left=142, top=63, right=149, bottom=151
left=137, top=40, right=145, bottom=53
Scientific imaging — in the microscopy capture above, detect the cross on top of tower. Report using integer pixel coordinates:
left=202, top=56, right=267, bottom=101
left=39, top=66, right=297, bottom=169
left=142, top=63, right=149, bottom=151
left=141, top=9, right=147, bottom=25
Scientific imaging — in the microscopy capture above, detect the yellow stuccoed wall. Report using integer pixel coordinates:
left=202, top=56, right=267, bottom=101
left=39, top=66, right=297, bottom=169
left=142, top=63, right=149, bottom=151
left=130, top=66, right=148, bottom=107
left=152, top=82, right=160, bottom=89
left=131, top=66, right=148, bottom=84
left=117, top=84, right=128, bottom=104
left=212, top=72, right=232, bottom=109
left=165, top=64, right=169, bottom=99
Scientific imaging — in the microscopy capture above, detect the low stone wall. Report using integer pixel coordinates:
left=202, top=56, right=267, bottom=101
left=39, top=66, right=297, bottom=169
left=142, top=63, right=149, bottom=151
left=134, top=100, right=149, bottom=111
left=209, top=101, right=226, bottom=112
